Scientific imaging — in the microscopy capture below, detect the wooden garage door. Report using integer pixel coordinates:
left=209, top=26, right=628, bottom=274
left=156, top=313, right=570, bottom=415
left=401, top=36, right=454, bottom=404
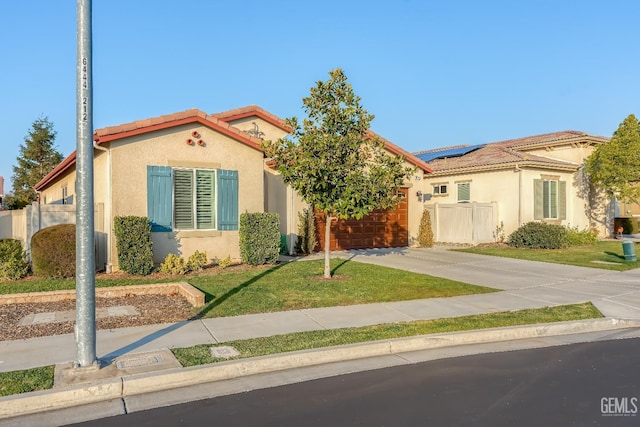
left=315, top=188, right=409, bottom=251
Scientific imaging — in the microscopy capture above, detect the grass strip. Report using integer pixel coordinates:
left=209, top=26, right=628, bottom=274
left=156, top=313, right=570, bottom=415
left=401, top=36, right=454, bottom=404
left=172, top=302, right=602, bottom=367
left=0, top=366, right=54, bottom=397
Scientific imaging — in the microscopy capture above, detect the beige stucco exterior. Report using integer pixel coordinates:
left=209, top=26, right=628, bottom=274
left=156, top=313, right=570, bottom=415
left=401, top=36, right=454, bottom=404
left=420, top=138, right=611, bottom=242
left=40, top=121, right=266, bottom=271
left=36, top=106, right=432, bottom=271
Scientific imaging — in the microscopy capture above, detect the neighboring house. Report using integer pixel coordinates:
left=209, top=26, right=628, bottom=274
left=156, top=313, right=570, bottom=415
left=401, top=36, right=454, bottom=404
left=414, top=131, right=611, bottom=244
left=35, top=106, right=431, bottom=271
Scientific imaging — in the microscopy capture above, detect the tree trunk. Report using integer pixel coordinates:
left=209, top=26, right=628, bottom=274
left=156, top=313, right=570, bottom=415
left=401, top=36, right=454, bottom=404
left=324, top=214, right=332, bottom=279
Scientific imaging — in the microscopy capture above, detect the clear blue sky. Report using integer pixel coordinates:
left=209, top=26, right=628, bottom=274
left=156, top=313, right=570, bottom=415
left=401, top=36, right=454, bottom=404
left=1, top=0, right=638, bottom=193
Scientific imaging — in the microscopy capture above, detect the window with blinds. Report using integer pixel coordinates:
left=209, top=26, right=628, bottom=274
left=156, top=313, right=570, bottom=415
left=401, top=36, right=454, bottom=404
left=147, top=165, right=238, bottom=232
left=173, top=168, right=215, bottom=230
left=543, top=179, right=558, bottom=219
left=457, top=182, right=470, bottom=203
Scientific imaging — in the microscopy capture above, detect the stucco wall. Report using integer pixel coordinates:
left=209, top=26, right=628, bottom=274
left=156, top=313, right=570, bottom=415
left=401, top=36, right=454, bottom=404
left=106, top=123, right=265, bottom=266
left=423, top=166, right=601, bottom=241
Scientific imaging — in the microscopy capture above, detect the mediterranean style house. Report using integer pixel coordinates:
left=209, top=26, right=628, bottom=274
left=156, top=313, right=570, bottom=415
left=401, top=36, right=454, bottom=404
left=414, top=130, right=612, bottom=243
left=34, top=106, right=431, bottom=271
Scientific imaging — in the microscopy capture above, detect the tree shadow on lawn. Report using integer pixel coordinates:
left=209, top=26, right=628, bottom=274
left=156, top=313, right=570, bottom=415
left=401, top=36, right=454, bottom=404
left=190, top=262, right=288, bottom=320
left=191, top=256, right=360, bottom=319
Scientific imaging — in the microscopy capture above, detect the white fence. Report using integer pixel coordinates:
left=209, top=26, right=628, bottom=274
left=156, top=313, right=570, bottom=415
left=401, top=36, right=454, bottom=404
left=425, top=202, right=498, bottom=245
left=0, top=202, right=106, bottom=270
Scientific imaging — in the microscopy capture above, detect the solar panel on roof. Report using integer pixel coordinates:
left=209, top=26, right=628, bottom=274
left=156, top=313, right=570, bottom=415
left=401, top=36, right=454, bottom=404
left=415, top=144, right=485, bottom=162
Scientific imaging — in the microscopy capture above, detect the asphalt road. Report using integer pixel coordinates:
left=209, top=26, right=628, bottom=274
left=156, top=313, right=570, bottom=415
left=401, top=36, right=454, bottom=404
left=70, top=338, right=640, bottom=427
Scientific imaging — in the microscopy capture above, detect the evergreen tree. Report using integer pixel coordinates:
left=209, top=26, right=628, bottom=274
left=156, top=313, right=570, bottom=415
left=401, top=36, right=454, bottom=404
left=9, top=117, right=63, bottom=209
left=586, top=114, right=640, bottom=204
left=263, top=69, right=412, bottom=278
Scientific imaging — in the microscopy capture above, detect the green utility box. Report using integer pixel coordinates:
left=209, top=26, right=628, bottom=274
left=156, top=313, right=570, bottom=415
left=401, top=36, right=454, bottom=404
left=622, top=240, right=637, bottom=262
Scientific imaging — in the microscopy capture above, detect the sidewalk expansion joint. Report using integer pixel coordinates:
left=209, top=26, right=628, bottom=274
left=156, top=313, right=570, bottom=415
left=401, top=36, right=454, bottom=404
left=200, top=319, right=221, bottom=344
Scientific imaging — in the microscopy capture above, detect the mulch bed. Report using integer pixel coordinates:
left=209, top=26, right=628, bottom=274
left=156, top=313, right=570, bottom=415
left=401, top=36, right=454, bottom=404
left=0, top=294, right=197, bottom=341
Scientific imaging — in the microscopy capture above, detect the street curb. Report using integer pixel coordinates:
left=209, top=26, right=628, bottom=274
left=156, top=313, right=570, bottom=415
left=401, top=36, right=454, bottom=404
left=2, top=317, right=639, bottom=419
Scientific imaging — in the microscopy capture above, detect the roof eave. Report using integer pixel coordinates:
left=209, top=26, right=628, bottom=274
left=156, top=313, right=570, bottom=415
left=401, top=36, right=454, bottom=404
left=426, top=160, right=580, bottom=177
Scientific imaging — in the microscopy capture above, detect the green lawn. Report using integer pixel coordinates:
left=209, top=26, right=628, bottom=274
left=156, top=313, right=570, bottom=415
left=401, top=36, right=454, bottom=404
left=0, top=259, right=497, bottom=318
left=174, top=302, right=602, bottom=366
left=455, top=240, right=640, bottom=271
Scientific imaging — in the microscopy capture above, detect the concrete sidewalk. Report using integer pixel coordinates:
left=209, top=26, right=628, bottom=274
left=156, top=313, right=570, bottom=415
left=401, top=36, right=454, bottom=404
left=2, top=246, right=640, bottom=422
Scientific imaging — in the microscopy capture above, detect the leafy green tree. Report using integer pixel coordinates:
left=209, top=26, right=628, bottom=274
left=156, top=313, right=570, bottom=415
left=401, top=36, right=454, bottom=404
left=586, top=114, right=640, bottom=204
left=263, top=69, right=413, bottom=278
left=9, top=117, right=63, bottom=209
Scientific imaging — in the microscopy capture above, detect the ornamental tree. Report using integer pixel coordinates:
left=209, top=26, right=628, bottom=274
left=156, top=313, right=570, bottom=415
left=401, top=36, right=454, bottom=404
left=263, top=69, right=413, bottom=278
left=9, top=117, right=63, bottom=209
left=585, top=114, right=640, bottom=204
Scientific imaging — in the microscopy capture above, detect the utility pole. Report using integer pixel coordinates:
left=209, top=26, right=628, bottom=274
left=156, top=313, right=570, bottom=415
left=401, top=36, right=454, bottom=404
left=75, top=0, right=97, bottom=368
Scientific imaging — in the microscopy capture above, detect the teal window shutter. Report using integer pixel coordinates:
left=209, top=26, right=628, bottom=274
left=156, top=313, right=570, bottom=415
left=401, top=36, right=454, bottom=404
left=217, top=169, right=239, bottom=230
left=533, top=179, right=543, bottom=220
left=147, top=166, right=172, bottom=231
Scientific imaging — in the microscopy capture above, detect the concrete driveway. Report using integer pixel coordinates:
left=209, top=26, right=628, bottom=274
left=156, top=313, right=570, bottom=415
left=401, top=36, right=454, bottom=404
left=325, top=246, right=640, bottom=320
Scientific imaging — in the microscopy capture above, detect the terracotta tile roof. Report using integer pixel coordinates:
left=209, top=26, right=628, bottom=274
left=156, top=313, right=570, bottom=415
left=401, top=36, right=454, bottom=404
left=36, top=108, right=272, bottom=190
left=366, top=131, right=432, bottom=173
left=35, top=106, right=429, bottom=191
left=94, top=108, right=265, bottom=150
left=415, top=130, right=609, bottom=175
left=211, top=105, right=291, bottom=132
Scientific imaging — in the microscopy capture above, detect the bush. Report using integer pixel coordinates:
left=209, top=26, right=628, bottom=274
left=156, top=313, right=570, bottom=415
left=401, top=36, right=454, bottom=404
left=239, top=213, right=280, bottom=266
left=0, top=239, right=29, bottom=280
left=160, top=253, right=188, bottom=275
left=187, top=250, right=208, bottom=272
left=113, top=216, right=154, bottom=275
left=295, top=207, right=317, bottom=255
left=508, top=222, right=569, bottom=249
left=417, top=210, right=434, bottom=248
left=217, top=255, right=233, bottom=269
left=566, top=226, right=598, bottom=246
left=31, top=224, right=76, bottom=278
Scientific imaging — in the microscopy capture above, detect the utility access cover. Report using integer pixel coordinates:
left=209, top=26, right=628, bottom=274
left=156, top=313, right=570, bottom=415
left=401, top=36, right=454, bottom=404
left=210, top=346, right=240, bottom=359
left=116, top=354, right=164, bottom=369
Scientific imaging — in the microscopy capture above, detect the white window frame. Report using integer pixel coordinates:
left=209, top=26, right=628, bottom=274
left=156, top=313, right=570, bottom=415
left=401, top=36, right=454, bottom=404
left=172, top=167, right=217, bottom=231
left=433, top=184, right=448, bottom=195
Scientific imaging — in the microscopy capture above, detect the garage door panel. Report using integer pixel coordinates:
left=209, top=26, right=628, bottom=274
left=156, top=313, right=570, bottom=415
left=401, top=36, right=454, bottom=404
left=314, top=188, right=409, bottom=251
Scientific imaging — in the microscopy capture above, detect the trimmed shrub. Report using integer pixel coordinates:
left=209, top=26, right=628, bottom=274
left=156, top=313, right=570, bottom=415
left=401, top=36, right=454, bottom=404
left=31, top=224, right=76, bottom=278
left=113, top=216, right=154, bottom=275
left=0, top=239, right=29, bottom=280
left=160, top=253, right=188, bottom=275
left=295, top=207, right=317, bottom=255
left=508, top=222, right=569, bottom=249
left=187, top=250, right=208, bottom=272
left=417, top=209, right=434, bottom=248
left=239, top=212, right=280, bottom=266
left=566, top=226, right=598, bottom=246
